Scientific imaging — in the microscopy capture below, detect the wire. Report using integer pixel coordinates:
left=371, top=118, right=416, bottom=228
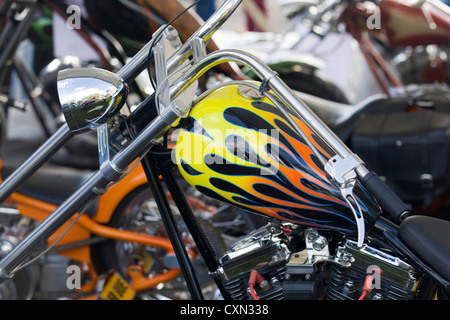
left=249, top=283, right=260, bottom=300
left=146, top=0, right=202, bottom=90
left=358, top=274, right=375, bottom=300
left=248, top=269, right=264, bottom=300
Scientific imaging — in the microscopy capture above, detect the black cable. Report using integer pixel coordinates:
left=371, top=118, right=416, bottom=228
left=146, top=0, right=202, bottom=90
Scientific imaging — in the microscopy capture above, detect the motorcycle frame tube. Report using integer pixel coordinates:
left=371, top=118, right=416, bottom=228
left=139, top=153, right=204, bottom=300
left=159, top=163, right=232, bottom=300
left=0, top=0, right=40, bottom=74
left=0, top=0, right=14, bottom=20
left=344, top=17, right=403, bottom=96
left=9, top=191, right=183, bottom=295
left=342, top=0, right=449, bottom=95
left=12, top=53, right=55, bottom=137
left=10, top=191, right=177, bottom=255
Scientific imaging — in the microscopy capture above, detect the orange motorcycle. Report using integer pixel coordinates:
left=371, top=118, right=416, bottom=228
left=0, top=139, right=229, bottom=299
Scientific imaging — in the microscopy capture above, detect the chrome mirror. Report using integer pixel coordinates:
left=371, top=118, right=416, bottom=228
left=57, top=68, right=128, bottom=133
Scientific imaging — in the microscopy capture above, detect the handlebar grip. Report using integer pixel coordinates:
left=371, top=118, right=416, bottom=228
left=360, top=171, right=410, bottom=223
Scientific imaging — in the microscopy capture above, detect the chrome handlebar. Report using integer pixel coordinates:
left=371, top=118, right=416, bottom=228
left=117, top=0, right=242, bottom=83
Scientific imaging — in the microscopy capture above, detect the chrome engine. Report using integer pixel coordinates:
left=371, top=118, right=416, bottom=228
left=0, top=206, right=39, bottom=300
left=215, top=221, right=421, bottom=300
left=0, top=206, right=76, bottom=300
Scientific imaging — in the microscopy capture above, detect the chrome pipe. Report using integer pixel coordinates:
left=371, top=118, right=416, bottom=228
left=166, top=0, right=242, bottom=74
left=117, top=0, right=242, bottom=83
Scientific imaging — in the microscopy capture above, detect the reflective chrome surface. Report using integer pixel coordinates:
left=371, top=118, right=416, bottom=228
left=341, top=240, right=419, bottom=291
left=57, top=68, right=128, bottom=133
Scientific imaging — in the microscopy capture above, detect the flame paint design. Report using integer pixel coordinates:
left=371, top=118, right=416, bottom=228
left=175, top=84, right=380, bottom=234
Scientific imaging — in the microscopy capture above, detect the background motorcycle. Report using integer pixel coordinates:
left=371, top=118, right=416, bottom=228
left=277, top=0, right=449, bottom=100
left=0, top=0, right=448, bottom=301
left=0, top=149, right=230, bottom=299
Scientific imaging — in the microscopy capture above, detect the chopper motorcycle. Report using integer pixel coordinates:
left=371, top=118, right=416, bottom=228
left=277, top=0, right=449, bottom=98
left=0, top=0, right=448, bottom=301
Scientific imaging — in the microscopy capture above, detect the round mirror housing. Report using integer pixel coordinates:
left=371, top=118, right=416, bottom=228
left=57, top=68, right=128, bottom=133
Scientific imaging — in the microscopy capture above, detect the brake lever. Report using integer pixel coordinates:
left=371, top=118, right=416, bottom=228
left=324, top=154, right=366, bottom=247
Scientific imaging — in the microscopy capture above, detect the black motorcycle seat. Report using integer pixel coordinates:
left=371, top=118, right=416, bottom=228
left=294, top=91, right=388, bottom=141
left=295, top=85, right=450, bottom=144
left=399, top=215, right=450, bottom=281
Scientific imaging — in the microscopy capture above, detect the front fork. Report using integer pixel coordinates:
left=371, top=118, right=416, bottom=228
left=138, top=145, right=231, bottom=299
